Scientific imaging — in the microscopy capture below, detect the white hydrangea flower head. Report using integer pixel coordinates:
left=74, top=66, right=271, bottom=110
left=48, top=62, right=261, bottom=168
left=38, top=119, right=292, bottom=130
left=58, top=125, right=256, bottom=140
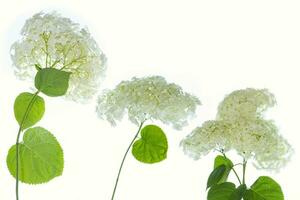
left=217, top=88, right=276, bottom=121
left=180, top=120, right=233, bottom=160
left=96, top=76, right=201, bottom=129
left=181, top=88, right=293, bottom=171
left=10, top=11, right=107, bottom=102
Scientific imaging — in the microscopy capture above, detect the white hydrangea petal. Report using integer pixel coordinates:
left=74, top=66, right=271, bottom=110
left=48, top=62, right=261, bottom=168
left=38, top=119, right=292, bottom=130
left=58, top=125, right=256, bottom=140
left=96, top=76, right=201, bottom=129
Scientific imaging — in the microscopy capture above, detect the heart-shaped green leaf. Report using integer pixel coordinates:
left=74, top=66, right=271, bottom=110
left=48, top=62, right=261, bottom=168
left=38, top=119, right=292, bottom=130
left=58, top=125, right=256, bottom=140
left=14, top=92, right=45, bottom=130
left=207, top=182, right=236, bottom=200
left=207, top=164, right=227, bottom=189
left=243, top=176, right=284, bottom=200
left=214, top=155, right=233, bottom=183
left=35, top=68, right=70, bottom=97
left=7, top=127, right=64, bottom=184
left=132, top=125, right=168, bottom=164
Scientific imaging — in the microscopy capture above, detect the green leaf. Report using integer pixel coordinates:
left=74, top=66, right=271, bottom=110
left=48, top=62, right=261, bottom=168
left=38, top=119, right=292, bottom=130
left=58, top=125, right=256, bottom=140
left=207, top=182, right=236, bottom=200
left=243, top=190, right=265, bottom=200
left=14, top=92, right=45, bottom=130
left=132, top=124, right=168, bottom=164
left=243, top=176, right=284, bottom=200
left=214, top=155, right=233, bottom=183
left=35, top=68, right=70, bottom=97
left=207, top=164, right=227, bottom=189
left=7, top=127, right=64, bottom=184
left=230, top=184, right=247, bottom=200
left=214, top=155, right=233, bottom=168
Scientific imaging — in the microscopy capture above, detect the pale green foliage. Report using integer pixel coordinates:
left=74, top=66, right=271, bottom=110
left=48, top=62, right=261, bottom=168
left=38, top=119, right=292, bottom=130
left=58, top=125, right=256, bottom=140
left=97, top=76, right=201, bottom=129
left=214, top=156, right=233, bottom=184
left=7, top=127, right=64, bottom=184
left=207, top=182, right=236, bottom=200
left=207, top=176, right=284, bottom=200
left=244, top=176, right=284, bottom=200
left=181, top=88, right=293, bottom=171
left=207, top=165, right=227, bottom=189
left=132, top=125, right=168, bottom=163
left=231, top=185, right=247, bottom=200
left=35, top=68, right=70, bottom=97
left=14, top=92, right=45, bottom=129
left=10, top=11, right=106, bottom=102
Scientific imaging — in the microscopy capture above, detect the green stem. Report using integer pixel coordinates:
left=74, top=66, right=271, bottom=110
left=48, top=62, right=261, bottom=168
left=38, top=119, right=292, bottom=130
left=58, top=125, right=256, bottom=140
left=111, top=121, right=145, bottom=200
left=15, top=91, right=39, bottom=200
left=42, top=32, right=50, bottom=68
left=231, top=166, right=242, bottom=185
left=242, top=158, right=247, bottom=185
left=220, top=152, right=242, bottom=185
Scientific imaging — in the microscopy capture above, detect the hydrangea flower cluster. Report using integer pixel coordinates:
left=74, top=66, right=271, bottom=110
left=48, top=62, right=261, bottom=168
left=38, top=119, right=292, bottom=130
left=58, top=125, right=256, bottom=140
left=96, top=76, right=201, bottom=129
left=10, top=11, right=106, bottom=102
left=217, top=88, right=276, bottom=121
left=181, top=88, right=293, bottom=170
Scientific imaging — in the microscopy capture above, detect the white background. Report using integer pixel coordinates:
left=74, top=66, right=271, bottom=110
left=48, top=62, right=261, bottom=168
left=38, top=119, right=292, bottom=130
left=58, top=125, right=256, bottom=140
left=0, top=0, right=299, bottom=199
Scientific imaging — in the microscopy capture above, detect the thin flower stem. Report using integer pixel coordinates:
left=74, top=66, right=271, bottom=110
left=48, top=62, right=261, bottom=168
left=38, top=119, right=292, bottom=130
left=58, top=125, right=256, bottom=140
left=242, top=158, right=247, bottom=185
left=233, top=163, right=243, bottom=167
left=49, top=59, right=60, bottom=68
left=220, top=151, right=242, bottom=185
left=111, top=121, right=145, bottom=200
left=15, top=91, right=39, bottom=200
left=42, top=32, right=50, bottom=68
left=231, top=166, right=242, bottom=185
